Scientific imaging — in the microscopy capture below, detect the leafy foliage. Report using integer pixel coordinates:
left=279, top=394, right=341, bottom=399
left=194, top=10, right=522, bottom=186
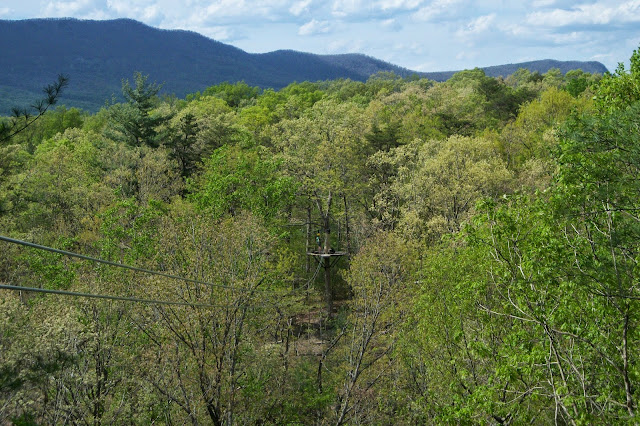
left=105, top=72, right=170, bottom=147
left=189, top=144, right=298, bottom=225
left=0, top=46, right=636, bottom=424
left=595, top=46, right=640, bottom=110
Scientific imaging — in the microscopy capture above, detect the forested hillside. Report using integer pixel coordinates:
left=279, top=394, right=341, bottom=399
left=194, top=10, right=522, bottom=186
left=0, top=18, right=608, bottom=114
left=0, top=46, right=637, bottom=424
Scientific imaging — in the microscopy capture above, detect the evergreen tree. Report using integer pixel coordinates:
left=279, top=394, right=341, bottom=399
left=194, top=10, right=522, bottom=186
left=0, top=75, right=68, bottom=144
left=105, top=72, right=169, bottom=147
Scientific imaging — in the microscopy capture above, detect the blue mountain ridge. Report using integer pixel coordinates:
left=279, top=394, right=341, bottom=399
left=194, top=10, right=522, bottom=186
left=0, top=18, right=609, bottom=113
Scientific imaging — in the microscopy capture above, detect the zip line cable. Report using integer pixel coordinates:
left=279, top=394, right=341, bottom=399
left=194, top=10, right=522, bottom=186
left=0, top=284, right=278, bottom=310
left=287, top=261, right=322, bottom=297
left=0, top=235, right=267, bottom=293
left=0, top=284, right=224, bottom=308
left=0, top=235, right=315, bottom=310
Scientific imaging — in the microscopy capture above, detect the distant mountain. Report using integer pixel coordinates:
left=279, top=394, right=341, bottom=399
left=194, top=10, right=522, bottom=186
left=424, top=59, right=609, bottom=81
left=0, top=18, right=609, bottom=114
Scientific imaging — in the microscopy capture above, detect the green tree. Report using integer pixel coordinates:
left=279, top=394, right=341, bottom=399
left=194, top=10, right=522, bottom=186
left=596, top=45, right=640, bottom=110
left=334, top=232, right=417, bottom=424
left=4, top=105, right=85, bottom=154
left=162, top=94, right=239, bottom=177
left=438, top=68, right=640, bottom=423
left=502, top=87, right=590, bottom=163
left=0, top=75, right=68, bottom=145
left=105, top=72, right=169, bottom=147
left=273, top=99, right=369, bottom=312
left=189, top=144, right=297, bottom=225
left=365, top=81, right=444, bottom=147
left=131, top=207, right=284, bottom=425
left=6, top=128, right=113, bottom=235
left=168, top=112, right=199, bottom=177
left=400, top=241, right=514, bottom=423
left=390, top=135, right=512, bottom=241
left=565, top=69, right=589, bottom=97
left=193, top=81, right=261, bottom=108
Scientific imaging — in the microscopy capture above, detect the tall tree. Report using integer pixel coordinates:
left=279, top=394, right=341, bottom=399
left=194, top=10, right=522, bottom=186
left=0, top=74, right=69, bottom=145
left=334, top=232, right=417, bottom=424
left=273, top=99, right=369, bottom=313
left=596, top=46, right=640, bottom=111
left=105, top=72, right=169, bottom=147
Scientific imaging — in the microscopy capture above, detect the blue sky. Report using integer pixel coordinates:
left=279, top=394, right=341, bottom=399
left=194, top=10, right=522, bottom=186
left=2, top=0, right=639, bottom=73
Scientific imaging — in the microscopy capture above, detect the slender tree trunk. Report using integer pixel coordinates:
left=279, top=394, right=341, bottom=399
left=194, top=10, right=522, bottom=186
left=323, top=214, right=331, bottom=254
left=306, top=201, right=311, bottom=274
left=343, top=194, right=351, bottom=254
left=312, top=191, right=334, bottom=317
left=545, top=325, right=577, bottom=426
left=324, top=256, right=332, bottom=317
left=623, top=312, right=635, bottom=417
left=317, top=191, right=332, bottom=254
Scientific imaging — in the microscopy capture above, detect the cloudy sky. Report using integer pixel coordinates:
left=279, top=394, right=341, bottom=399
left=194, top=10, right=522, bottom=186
left=2, top=0, right=639, bottom=73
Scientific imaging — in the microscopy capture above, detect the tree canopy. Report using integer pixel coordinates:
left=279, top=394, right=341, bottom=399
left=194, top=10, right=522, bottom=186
left=1, top=54, right=638, bottom=424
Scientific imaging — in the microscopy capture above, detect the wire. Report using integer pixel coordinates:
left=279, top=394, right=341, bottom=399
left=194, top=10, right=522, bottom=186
left=309, top=261, right=322, bottom=286
left=0, top=235, right=314, bottom=311
left=0, top=235, right=266, bottom=293
left=298, top=261, right=322, bottom=293
left=0, top=284, right=228, bottom=309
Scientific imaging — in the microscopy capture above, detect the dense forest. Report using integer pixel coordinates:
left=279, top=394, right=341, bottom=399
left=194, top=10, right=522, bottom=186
left=0, top=46, right=638, bottom=424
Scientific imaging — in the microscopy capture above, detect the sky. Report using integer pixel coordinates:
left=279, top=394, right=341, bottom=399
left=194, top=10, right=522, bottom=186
left=2, top=0, right=639, bottom=73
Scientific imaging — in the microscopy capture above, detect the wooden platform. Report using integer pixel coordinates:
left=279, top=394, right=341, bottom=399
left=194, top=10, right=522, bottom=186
left=306, top=251, right=348, bottom=258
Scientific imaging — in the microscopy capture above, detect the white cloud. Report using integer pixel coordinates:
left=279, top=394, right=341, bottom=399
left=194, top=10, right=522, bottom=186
left=44, top=0, right=101, bottom=17
left=381, top=18, right=402, bottom=30
left=204, top=0, right=247, bottom=17
left=298, top=18, right=331, bottom=35
left=531, top=0, right=556, bottom=6
left=456, top=13, right=496, bottom=38
left=390, top=41, right=424, bottom=57
left=331, top=0, right=368, bottom=18
left=194, top=0, right=290, bottom=21
left=100, top=0, right=169, bottom=24
left=0, top=8, right=11, bottom=16
left=527, top=1, right=640, bottom=27
left=41, top=0, right=115, bottom=19
left=326, top=37, right=365, bottom=53
left=140, top=5, right=160, bottom=21
left=376, top=0, right=424, bottom=11
left=106, top=0, right=152, bottom=16
left=327, top=39, right=350, bottom=51
left=202, top=25, right=238, bottom=41
left=530, top=0, right=586, bottom=9
left=412, top=61, right=438, bottom=71
left=618, top=0, right=640, bottom=19
left=456, top=50, right=471, bottom=60
left=412, top=0, right=463, bottom=21
left=105, top=0, right=134, bottom=14
left=173, top=0, right=303, bottom=26
left=502, top=23, right=535, bottom=37
left=591, top=52, right=614, bottom=61
left=289, top=0, right=313, bottom=16
left=549, top=31, right=583, bottom=43
left=327, top=0, right=425, bottom=20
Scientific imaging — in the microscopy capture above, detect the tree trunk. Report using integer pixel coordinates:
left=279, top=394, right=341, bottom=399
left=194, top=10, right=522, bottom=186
left=306, top=201, right=311, bottom=273
left=623, top=312, right=635, bottom=417
left=324, top=256, right=332, bottom=317
left=343, top=194, right=351, bottom=254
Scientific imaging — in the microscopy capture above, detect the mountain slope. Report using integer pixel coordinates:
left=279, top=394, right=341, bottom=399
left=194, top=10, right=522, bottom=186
left=0, top=18, right=609, bottom=113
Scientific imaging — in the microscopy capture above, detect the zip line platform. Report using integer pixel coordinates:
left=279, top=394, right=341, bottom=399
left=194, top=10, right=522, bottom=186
left=306, top=251, right=348, bottom=258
